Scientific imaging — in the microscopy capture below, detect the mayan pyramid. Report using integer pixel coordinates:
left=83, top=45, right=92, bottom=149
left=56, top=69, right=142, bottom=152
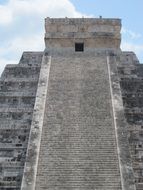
left=0, top=17, right=142, bottom=190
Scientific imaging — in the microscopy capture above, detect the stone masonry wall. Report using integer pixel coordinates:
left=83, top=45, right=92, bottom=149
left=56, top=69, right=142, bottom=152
left=117, top=52, right=143, bottom=190
left=45, top=18, right=121, bottom=52
left=0, top=52, right=42, bottom=189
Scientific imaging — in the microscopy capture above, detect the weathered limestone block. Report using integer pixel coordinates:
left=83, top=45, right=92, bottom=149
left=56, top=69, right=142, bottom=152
left=45, top=18, right=121, bottom=52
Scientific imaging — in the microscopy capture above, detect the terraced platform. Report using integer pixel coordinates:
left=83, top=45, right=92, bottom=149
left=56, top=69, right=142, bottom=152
left=0, top=52, right=42, bottom=189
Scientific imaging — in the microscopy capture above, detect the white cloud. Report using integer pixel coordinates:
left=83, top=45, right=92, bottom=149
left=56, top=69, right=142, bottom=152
left=121, top=27, right=142, bottom=40
left=121, top=41, right=143, bottom=62
left=13, top=0, right=78, bottom=17
left=7, top=35, right=44, bottom=53
left=121, top=41, right=143, bottom=54
left=0, top=5, right=12, bottom=24
left=121, top=27, right=143, bottom=62
left=0, top=34, right=44, bottom=64
left=0, top=0, right=88, bottom=75
left=0, top=0, right=86, bottom=25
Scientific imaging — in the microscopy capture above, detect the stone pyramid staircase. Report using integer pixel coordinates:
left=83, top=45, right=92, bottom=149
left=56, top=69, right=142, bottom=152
left=35, top=53, right=122, bottom=190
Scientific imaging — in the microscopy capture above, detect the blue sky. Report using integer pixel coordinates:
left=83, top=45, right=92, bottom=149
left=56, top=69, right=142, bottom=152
left=0, top=0, right=143, bottom=74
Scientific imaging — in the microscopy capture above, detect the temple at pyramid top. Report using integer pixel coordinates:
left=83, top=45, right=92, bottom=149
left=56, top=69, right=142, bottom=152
left=45, top=17, right=121, bottom=52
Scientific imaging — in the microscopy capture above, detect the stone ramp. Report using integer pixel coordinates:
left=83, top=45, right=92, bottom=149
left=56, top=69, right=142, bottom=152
left=36, top=53, right=122, bottom=190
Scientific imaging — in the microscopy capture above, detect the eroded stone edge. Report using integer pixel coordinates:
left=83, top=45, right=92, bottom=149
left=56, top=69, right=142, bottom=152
left=107, top=54, right=136, bottom=190
left=20, top=55, right=51, bottom=190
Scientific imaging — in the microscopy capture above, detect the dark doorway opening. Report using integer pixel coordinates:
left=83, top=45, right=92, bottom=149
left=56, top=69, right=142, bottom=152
left=75, top=43, right=84, bottom=52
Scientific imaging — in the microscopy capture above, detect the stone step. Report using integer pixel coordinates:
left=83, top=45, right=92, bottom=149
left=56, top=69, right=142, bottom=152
left=0, top=135, right=29, bottom=145
left=0, top=80, right=38, bottom=92
left=125, top=108, right=143, bottom=114
left=0, top=146, right=27, bottom=150
left=0, top=97, right=35, bottom=108
left=44, top=188, right=121, bottom=190
left=0, top=78, right=38, bottom=82
left=45, top=177, right=121, bottom=181
left=42, top=167, right=120, bottom=172
left=2, top=162, right=24, bottom=167
left=0, top=121, right=30, bottom=130
left=0, top=186, right=20, bottom=189
left=0, top=107, right=33, bottom=113
left=118, top=69, right=137, bottom=77
left=120, top=76, right=143, bottom=80
left=0, top=118, right=32, bottom=126
left=122, top=92, right=143, bottom=97
left=123, top=97, right=143, bottom=108
left=0, top=91, right=36, bottom=97
left=1, top=65, right=40, bottom=79
left=5, top=64, right=41, bottom=68
left=19, top=51, right=43, bottom=65
left=0, top=113, right=32, bottom=123
left=45, top=185, right=121, bottom=189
